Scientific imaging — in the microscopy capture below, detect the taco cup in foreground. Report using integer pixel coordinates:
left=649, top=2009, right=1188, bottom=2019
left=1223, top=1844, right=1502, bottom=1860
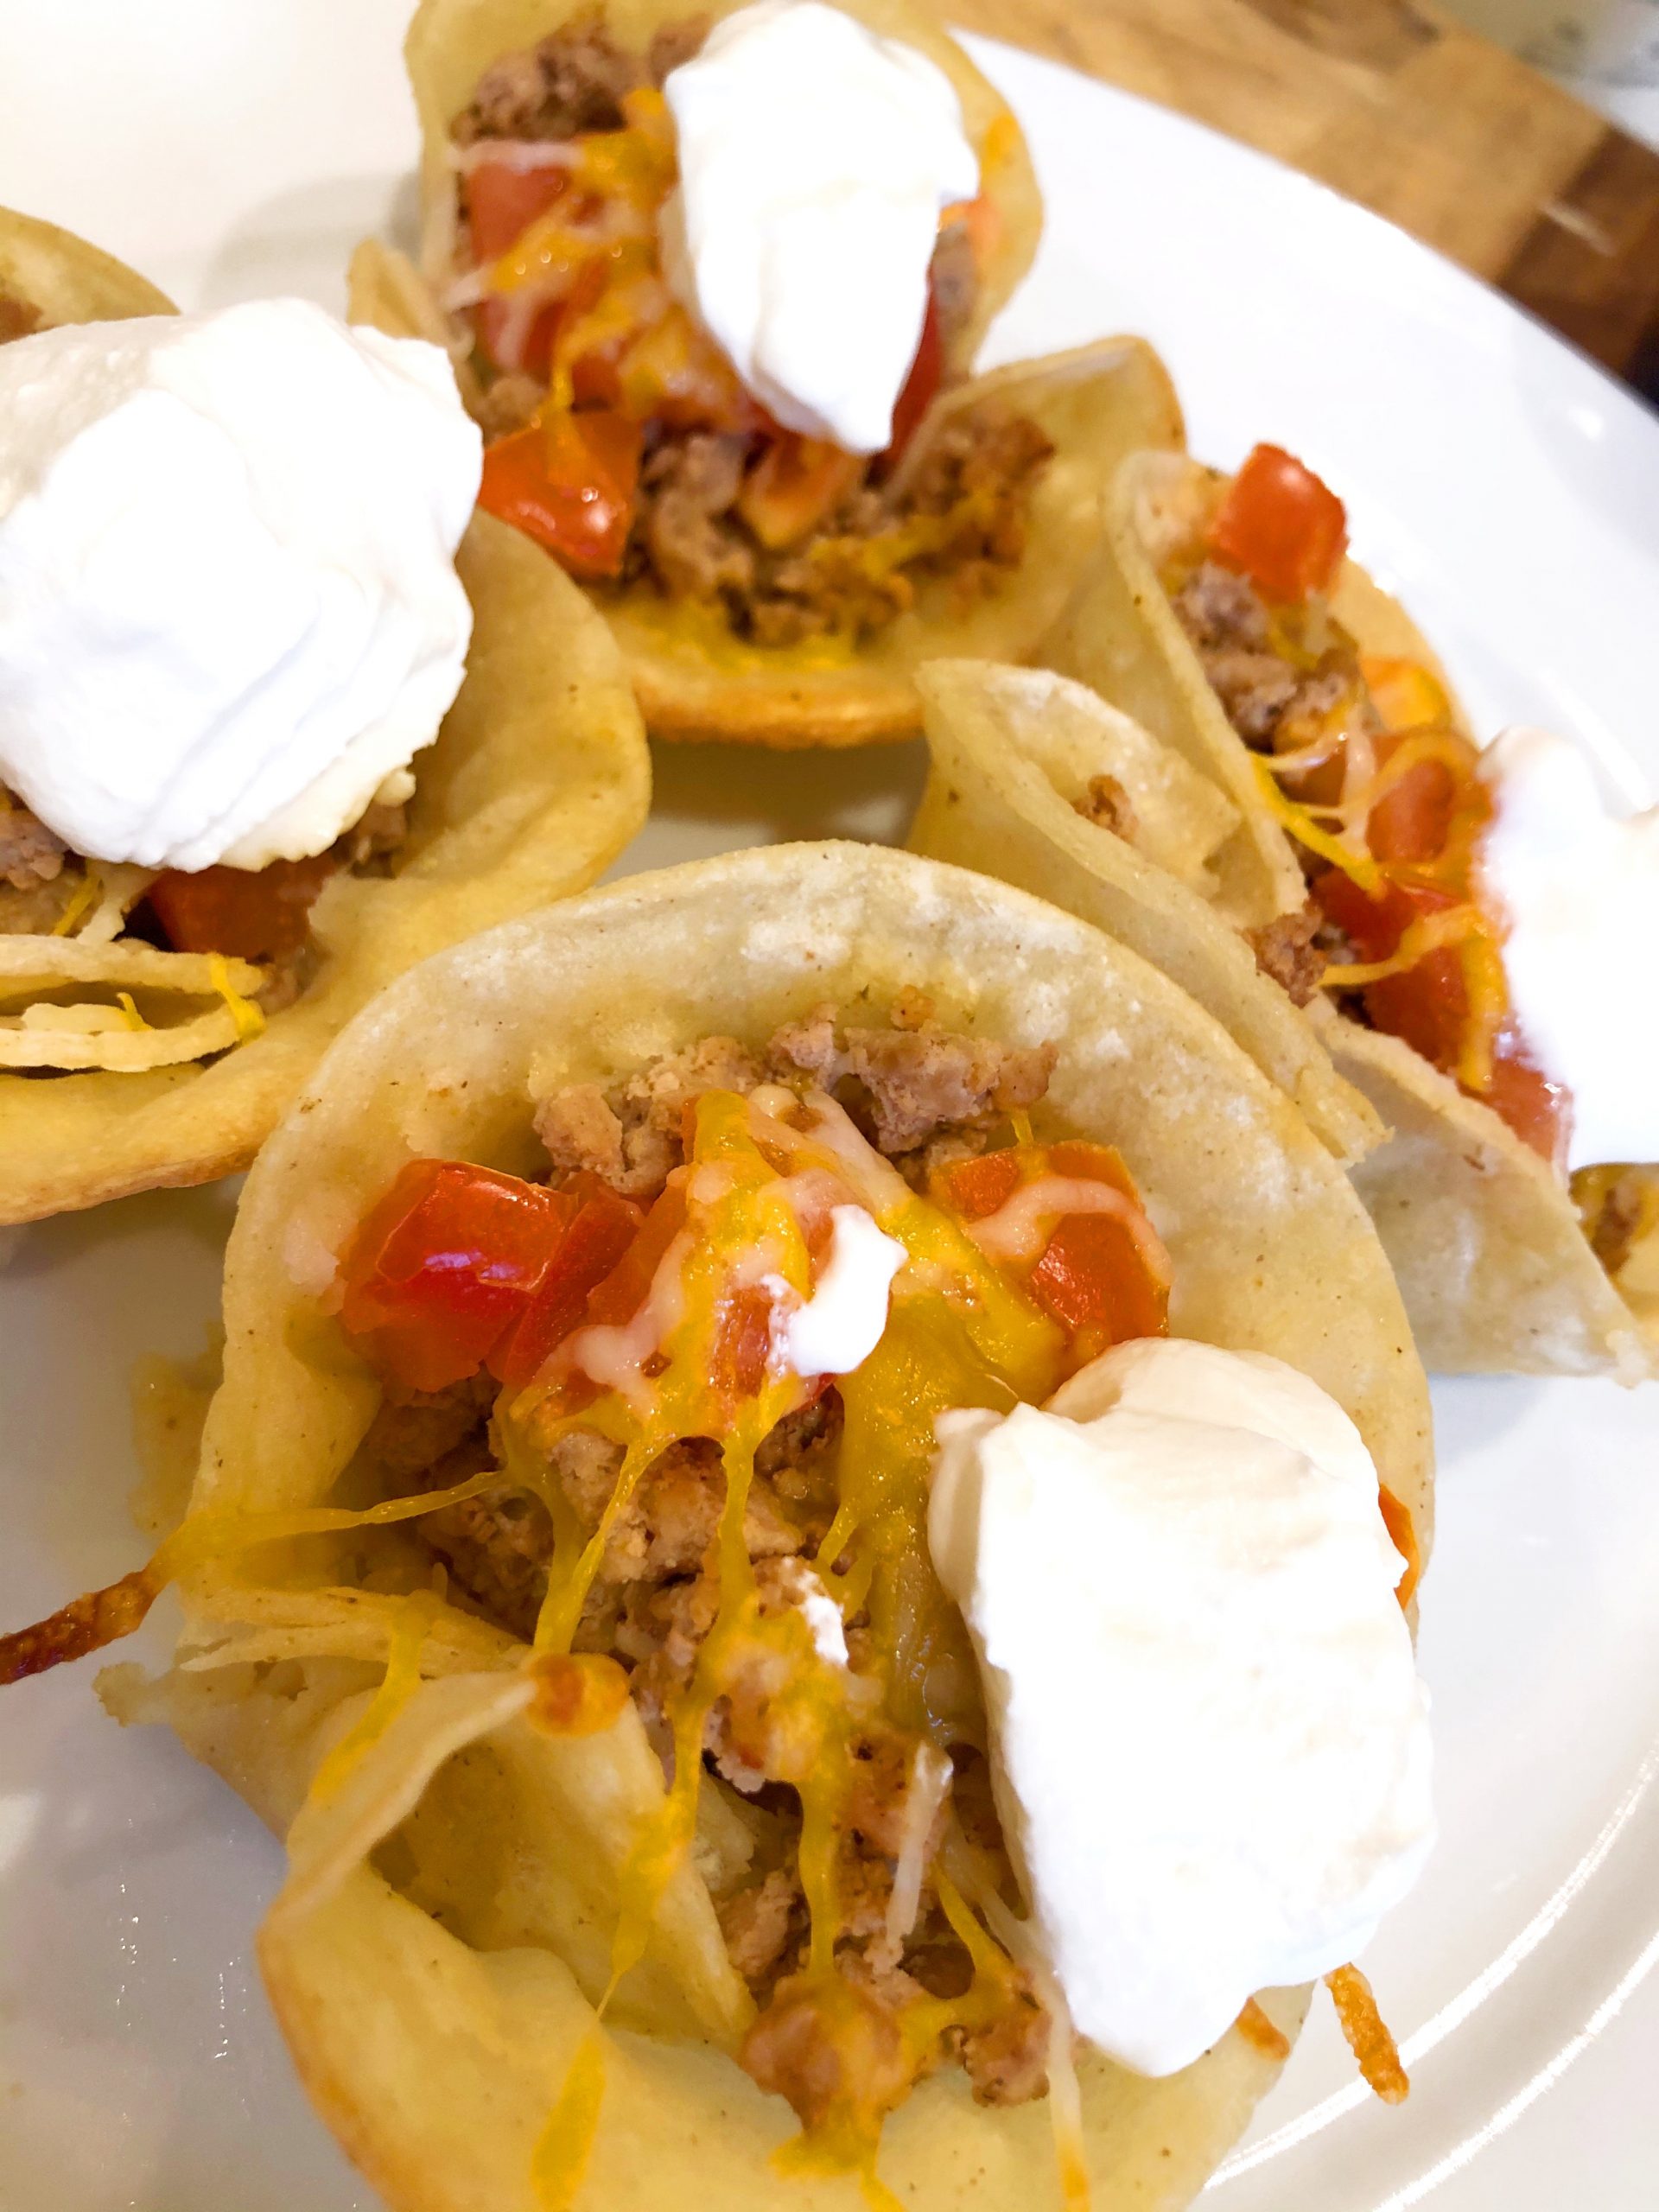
left=10, top=845, right=1433, bottom=2210
left=0, top=213, right=649, bottom=1224
left=349, top=0, right=1185, bottom=745
left=1041, top=440, right=1658, bottom=1378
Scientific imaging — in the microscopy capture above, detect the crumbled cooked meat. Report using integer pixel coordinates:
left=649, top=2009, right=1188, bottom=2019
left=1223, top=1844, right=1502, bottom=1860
left=536, top=1033, right=763, bottom=1198
left=625, top=403, right=1052, bottom=648
left=0, top=800, right=67, bottom=892
left=741, top=1971, right=919, bottom=2133
left=1581, top=1166, right=1659, bottom=1275
left=954, top=1984, right=1052, bottom=2105
left=1171, top=559, right=1366, bottom=755
left=1245, top=904, right=1327, bottom=1007
left=0, top=291, right=43, bottom=345
left=1170, top=560, right=1269, bottom=653
left=419, top=1439, right=550, bottom=1641
left=474, top=372, right=544, bottom=442
left=535, top=1081, right=626, bottom=1188
left=639, top=433, right=753, bottom=601
left=533, top=1012, right=1055, bottom=1202
left=454, top=13, right=643, bottom=143
left=928, top=215, right=978, bottom=352
left=1073, top=772, right=1136, bottom=839
left=1199, top=646, right=1302, bottom=746
left=719, top=1866, right=802, bottom=1985
left=772, top=1014, right=1056, bottom=1154
left=357, top=1372, right=496, bottom=1478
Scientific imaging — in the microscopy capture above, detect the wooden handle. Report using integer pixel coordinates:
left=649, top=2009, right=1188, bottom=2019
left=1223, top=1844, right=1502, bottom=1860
left=952, top=0, right=1659, bottom=393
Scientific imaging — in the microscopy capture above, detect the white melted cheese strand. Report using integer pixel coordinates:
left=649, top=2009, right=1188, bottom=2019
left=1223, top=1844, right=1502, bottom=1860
left=0, top=299, right=480, bottom=872
left=661, top=0, right=979, bottom=452
left=1475, top=724, right=1659, bottom=1171
left=928, top=1337, right=1433, bottom=2078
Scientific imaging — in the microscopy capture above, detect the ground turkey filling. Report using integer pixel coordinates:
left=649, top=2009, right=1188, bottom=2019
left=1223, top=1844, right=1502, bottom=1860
left=1167, top=556, right=1378, bottom=1006
left=359, top=1004, right=1061, bottom=2108
left=454, top=16, right=1055, bottom=645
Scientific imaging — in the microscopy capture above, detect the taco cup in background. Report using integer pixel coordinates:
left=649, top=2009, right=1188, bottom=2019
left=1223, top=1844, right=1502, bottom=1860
left=10, top=843, right=1433, bottom=2211
left=0, top=211, right=650, bottom=1225
left=0, top=203, right=175, bottom=330
left=907, top=659, right=1383, bottom=1165
left=1040, top=440, right=1657, bottom=1380
left=350, top=0, right=1187, bottom=745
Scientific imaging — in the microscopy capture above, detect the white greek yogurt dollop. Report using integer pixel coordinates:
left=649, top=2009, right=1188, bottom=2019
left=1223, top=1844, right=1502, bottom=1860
left=929, top=1337, right=1433, bottom=2078
left=1475, top=725, right=1659, bottom=1171
left=769, top=1203, right=906, bottom=1378
left=0, top=299, right=481, bottom=872
left=662, top=0, right=979, bottom=452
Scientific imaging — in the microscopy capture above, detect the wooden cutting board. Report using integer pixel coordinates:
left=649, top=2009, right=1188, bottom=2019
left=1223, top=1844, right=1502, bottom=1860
left=950, top=0, right=1659, bottom=400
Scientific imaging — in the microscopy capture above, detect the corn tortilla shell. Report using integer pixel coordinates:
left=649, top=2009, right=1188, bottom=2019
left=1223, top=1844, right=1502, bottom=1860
left=383, top=0, right=1188, bottom=746
left=148, top=842, right=1428, bottom=2212
left=1041, top=445, right=1652, bottom=1376
left=907, top=659, right=1382, bottom=1164
left=0, top=202, right=175, bottom=322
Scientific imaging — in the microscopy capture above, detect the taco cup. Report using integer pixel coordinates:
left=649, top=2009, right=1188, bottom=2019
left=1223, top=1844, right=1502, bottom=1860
left=907, top=658, right=1383, bottom=1165
left=348, top=0, right=1185, bottom=745
left=0, top=212, right=650, bottom=1224
left=1040, top=440, right=1657, bottom=1378
left=12, top=843, right=1433, bottom=2209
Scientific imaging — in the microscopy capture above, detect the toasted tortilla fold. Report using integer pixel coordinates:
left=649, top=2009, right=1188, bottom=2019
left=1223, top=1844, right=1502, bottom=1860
left=0, top=203, right=175, bottom=323
left=907, top=660, right=1382, bottom=1164
left=1039, top=446, right=1656, bottom=1377
left=373, top=0, right=1187, bottom=747
left=136, top=842, right=1428, bottom=2212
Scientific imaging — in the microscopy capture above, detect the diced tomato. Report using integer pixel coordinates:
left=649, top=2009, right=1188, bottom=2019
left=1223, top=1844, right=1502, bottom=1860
left=1207, top=442, right=1348, bottom=606
left=467, top=159, right=571, bottom=375
left=490, top=1173, right=645, bottom=1389
left=1365, top=730, right=1485, bottom=868
left=583, top=1180, right=688, bottom=1329
left=467, top=160, right=570, bottom=262
left=614, top=302, right=768, bottom=435
left=937, top=1146, right=1023, bottom=1222
left=339, top=1160, right=576, bottom=1393
left=148, top=855, right=336, bottom=963
left=710, top=1281, right=778, bottom=1409
left=940, top=1138, right=1167, bottom=1357
left=1029, top=1140, right=1168, bottom=1354
left=880, top=290, right=944, bottom=470
left=478, top=409, right=642, bottom=579
left=736, top=434, right=864, bottom=550
left=1313, top=868, right=1471, bottom=1074
left=1482, top=1040, right=1570, bottom=1166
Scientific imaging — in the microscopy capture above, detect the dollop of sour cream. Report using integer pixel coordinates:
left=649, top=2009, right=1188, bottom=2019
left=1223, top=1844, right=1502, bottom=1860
left=770, top=1203, right=906, bottom=1378
left=662, top=0, right=979, bottom=453
left=1476, top=725, right=1659, bottom=1171
left=929, top=1337, right=1433, bottom=2078
left=0, top=299, right=481, bottom=873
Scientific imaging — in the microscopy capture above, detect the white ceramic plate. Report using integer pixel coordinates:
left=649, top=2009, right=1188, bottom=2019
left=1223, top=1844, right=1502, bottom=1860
left=2, top=10, right=1657, bottom=2209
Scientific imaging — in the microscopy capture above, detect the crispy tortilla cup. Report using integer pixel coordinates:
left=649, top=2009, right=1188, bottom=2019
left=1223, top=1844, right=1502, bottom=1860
left=1041, top=448, right=1656, bottom=1380
left=111, top=842, right=1428, bottom=2212
left=0, top=217, right=651, bottom=1226
left=907, top=659, right=1382, bottom=1165
left=350, top=0, right=1187, bottom=746
left=0, top=202, right=175, bottom=324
